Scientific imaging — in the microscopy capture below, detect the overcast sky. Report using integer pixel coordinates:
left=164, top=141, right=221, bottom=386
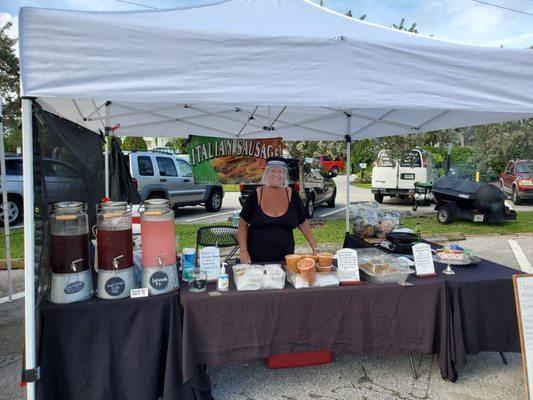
left=1, top=0, right=532, bottom=48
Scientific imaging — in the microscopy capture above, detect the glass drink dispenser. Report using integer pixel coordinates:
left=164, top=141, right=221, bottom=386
left=140, top=199, right=179, bottom=295
left=95, top=201, right=135, bottom=299
left=49, top=202, right=93, bottom=304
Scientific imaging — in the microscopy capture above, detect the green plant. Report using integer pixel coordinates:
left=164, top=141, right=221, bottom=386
left=121, top=137, right=148, bottom=151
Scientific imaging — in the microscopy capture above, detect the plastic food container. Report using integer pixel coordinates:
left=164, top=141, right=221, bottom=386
left=357, top=248, right=414, bottom=285
left=232, top=264, right=286, bottom=291
left=285, top=254, right=302, bottom=273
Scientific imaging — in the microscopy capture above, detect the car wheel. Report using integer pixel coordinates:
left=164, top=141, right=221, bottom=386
left=0, top=196, right=23, bottom=227
left=205, top=189, right=222, bottom=212
left=374, top=193, right=384, bottom=204
left=327, top=188, right=336, bottom=208
left=512, top=187, right=522, bottom=205
left=147, top=192, right=166, bottom=200
left=330, top=167, right=339, bottom=176
left=437, top=205, right=453, bottom=224
left=306, top=195, right=315, bottom=218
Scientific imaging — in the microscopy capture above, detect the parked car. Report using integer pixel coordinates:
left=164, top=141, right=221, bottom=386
left=0, top=154, right=85, bottom=226
left=239, top=158, right=336, bottom=218
left=318, top=155, right=345, bottom=176
left=371, top=149, right=438, bottom=204
left=499, top=159, right=533, bottom=205
left=128, top=151, right=224, bottom=211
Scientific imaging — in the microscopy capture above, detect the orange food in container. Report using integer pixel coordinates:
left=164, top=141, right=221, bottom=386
left=317, top=252, right=333, bottom=267
left=317, top=265, right=334, bottom=273
left=285, top=254, right=303, bottom=273
left=297, top=257, right=316, bottom=284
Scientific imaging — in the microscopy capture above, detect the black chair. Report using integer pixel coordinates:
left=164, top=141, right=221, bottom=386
left=196, top=225, right=240, bottom=263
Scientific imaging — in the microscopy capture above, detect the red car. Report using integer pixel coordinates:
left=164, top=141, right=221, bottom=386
left=499, top=159, right=533, bottom=204
left=318, top=155, right=345, bottom=176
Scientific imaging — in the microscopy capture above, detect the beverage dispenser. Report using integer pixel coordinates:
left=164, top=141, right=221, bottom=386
left=95, top=201, right=135, bottom=299
left=140, top=199, right=178, bottom=295
left=49, top=202, right=93, bottom=304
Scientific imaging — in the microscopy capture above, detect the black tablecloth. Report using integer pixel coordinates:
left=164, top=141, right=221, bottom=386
left=437, top=257, right=520, bottom=371
left=180, top=273, right=452, bottom=382
left=38, top=289, right=211, bottom=400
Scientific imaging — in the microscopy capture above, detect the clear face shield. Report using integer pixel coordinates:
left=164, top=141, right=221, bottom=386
left=261, top=160, right=289, bottom=188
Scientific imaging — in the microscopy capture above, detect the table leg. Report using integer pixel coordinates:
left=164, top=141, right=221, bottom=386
left=408, top=353, right=418, bottom=380
left=499, top=352, right=508, bottom=365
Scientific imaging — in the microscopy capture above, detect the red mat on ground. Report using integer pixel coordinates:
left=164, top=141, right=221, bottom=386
left=266, top=350, right=333, bottom=369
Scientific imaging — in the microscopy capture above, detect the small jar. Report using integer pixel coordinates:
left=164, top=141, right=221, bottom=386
left=188, top=268, right=207, bottom=292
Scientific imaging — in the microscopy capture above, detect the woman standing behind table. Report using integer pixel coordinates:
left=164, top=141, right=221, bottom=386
left=238, top=158, right=319, bottom=263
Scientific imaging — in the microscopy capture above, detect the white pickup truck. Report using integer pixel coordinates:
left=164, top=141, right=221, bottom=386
left=371, top=149, right=438, bottom=204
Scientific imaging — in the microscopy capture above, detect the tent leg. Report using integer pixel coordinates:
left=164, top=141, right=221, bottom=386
left=104, top=137, right=109, bottom=198
left=104, top=101, right=110, bottom=199
left=22, top=98, right=36, bottom=400
left=345, top=114, right=352, bottom=233
left=0, top=101, right=13, bottom=301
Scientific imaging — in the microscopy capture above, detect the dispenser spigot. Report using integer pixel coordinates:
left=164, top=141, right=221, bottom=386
left=113, top=255, right=124, bottom=270
left=157, top=253, right=166, bottom=268
left=70, top=258, right=83, bottom=272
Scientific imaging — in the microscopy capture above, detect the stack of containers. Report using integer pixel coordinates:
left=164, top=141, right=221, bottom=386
left=49, top=202, right=93, bottom=304
left=140, top=199, right=179, bottom=295
left=95, top=201, right=135, bottom=299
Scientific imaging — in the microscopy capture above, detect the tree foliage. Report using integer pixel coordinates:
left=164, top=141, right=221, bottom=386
left=121, top=136, right=147, bottom=151
left=165, top=138, right=187, bottom=153
left=0, top=22, right=21, bottom=152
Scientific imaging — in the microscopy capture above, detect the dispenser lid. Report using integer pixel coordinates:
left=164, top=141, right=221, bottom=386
left=144, top=198, right=170, bottom=212
left=54, top=201, right=84, bottom=214
left=101, top=201, right=129, bottom=213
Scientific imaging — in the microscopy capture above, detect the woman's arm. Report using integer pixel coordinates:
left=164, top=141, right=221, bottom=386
left=298, top=220, right=319, bottom=255
left=238, top=217, right=252, bottom=263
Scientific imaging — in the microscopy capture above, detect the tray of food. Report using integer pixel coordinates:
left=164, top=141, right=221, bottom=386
left=357, top=248, right=414, bottom=285
left=232, top=264, right=286, bottom=291
left=433, top=244, right=481, bottom=266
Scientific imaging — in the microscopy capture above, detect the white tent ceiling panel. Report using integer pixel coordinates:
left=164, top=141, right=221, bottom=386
left=21, top=0, right=533, bottom=141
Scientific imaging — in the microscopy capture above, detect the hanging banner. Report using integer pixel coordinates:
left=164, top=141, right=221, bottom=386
left=187, top=135, right=283, bottom=184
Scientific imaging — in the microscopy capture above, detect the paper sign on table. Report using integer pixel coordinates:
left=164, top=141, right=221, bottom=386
left=412, top=243, right=436, bottom=277
left=199, top=246, right=221, bottom=281
left=336, top=248, right=360, bottom=283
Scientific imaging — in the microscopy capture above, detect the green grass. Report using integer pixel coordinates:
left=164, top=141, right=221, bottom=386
left=0, top=229, right=24, bottom=260
left=2, top=212, right=532, bottom=260
left=350, top=182, right=372, bottom=189
left=222, top=184, right=240, bottom=192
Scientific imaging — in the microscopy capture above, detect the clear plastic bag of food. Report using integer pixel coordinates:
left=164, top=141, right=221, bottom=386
left=232, top=264, right=286, bottom=291
left=351, top=203, right=404, bottom=238
left=356, top=248, right=414, bottom=284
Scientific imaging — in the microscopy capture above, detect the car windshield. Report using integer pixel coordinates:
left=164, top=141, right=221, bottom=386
left=516, top=162, right=533, bottom=173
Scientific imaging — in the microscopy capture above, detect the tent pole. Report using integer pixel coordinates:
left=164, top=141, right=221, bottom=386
left=0, top=99, right=13, bottom=301
left=345, top=113, right=352, bottom=233
left=22, top=98, right=36, bottom=400
left=104, top=102, right=110, bottom=198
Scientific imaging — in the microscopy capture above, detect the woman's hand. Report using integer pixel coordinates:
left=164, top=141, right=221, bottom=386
left=240, top=249, right=251, bottom=264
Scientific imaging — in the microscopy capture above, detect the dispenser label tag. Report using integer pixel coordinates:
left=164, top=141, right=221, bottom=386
left=64, top=281, right=85, bottom=295
left=105, top=277, right=126, bottom=296
left=130, top=288, right=149, bottom=298
left=150, top=272, right=169, bottom=290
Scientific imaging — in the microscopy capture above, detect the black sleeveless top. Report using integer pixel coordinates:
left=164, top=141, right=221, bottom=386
left=240, top=187, right=307, bottom=262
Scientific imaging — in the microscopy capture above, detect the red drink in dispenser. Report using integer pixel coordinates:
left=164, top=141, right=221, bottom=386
left=95, top=201, right=135, bottom=300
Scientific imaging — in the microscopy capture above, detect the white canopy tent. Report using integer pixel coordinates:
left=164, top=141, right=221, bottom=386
left=18, top=1, right=533, bottom=398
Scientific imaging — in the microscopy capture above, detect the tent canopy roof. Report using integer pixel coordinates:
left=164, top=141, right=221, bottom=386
left=19, top=0, right=533, bottom=140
